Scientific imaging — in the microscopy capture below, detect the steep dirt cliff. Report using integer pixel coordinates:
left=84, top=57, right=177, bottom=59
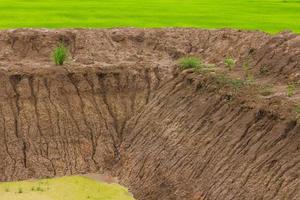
left=0, top=65, right=171, bottom=180
left=119, top=71, right=300, bottom=200
left=0, top=29, right=299, bottom=200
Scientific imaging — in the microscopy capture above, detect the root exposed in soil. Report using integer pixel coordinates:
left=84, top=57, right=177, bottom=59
left=0, top=28, right=300, bottom=200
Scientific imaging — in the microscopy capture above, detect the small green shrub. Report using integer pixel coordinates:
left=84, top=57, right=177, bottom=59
left=5, top=187, right=9, bottom=192
left=287, top=83, right=296, bottom=97
left=53, top=43, right=68, bottom=65
left=224, top=57, right=236, bottom=71
left=178, top=57, right=201, bottom=70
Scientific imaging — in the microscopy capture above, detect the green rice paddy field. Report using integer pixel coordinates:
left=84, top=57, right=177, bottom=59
left=0, top=0, right=300, bottom=33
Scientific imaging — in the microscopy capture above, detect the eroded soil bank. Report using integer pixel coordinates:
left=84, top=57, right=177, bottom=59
left=0, top=29, right=300, bottom=200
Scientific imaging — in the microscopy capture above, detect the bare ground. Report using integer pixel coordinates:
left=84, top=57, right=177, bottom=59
left=0, top=28, right=300, bottom=200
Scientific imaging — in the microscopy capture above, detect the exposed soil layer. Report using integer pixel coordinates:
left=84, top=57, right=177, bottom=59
left=0, top=29, right=300, bottom=200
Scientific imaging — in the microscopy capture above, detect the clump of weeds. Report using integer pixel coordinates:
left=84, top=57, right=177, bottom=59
left=178, top=56, right=215, bottom=74
left=178, top=56, right=201, bottom=70
left=224, top=57, right=236, bottom=71
left=53, top=43, right=68, bottom=65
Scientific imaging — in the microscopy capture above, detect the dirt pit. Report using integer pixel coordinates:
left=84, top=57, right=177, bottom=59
left=0, top=28, right=299, bottom=200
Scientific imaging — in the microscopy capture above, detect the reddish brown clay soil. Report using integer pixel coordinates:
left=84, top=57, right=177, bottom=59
left=0, top=29, right=300, bottom=200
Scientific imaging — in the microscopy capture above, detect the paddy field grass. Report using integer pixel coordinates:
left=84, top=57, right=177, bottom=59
left=0, top=0, right=299, bottom=33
